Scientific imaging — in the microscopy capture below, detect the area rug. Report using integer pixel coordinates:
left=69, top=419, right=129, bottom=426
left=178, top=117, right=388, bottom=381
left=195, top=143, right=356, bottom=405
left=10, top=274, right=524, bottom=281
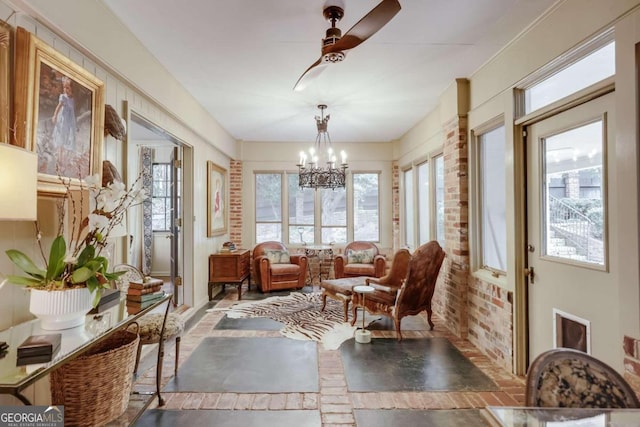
left=207, top=292, right=379, bottom=350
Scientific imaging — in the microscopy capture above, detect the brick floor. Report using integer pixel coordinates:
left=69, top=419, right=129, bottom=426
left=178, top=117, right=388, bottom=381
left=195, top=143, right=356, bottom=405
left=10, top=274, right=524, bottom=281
left=121, top=289, right=526, bottom=425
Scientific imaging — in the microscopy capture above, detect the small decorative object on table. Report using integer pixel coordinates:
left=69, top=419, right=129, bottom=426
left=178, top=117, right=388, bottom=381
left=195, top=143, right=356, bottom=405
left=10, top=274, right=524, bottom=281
left=220, top=241, right=236, bottom=253
left=16, top=333, right=61, bottom=365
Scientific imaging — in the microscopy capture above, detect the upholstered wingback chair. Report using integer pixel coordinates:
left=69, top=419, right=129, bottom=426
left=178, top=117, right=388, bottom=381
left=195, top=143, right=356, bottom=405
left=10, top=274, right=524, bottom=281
left=351, top=241, right=445, bottom=340
left=525, top=348, right=640, bottom=408
left=252, top=241, right=308, bottom=293
left=334, top=241, right=386, bottom=279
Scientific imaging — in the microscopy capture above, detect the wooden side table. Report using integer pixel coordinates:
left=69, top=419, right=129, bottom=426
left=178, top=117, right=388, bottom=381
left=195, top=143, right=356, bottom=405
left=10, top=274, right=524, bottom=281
left=208, top=249, right=251, bottom=301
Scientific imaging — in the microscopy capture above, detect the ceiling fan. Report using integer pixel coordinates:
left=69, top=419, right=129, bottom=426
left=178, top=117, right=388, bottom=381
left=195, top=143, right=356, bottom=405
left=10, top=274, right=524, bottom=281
left=293, top=0, right=401, bottom=92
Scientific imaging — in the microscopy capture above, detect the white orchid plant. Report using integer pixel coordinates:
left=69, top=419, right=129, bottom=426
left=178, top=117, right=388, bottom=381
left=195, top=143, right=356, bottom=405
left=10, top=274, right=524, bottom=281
left=5, top=173, right=148, bottom=306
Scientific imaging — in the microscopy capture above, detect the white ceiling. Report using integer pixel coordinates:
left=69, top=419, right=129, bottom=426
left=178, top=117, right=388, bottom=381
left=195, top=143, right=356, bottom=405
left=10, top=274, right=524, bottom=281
left=102, top=0, right=558, bottom=144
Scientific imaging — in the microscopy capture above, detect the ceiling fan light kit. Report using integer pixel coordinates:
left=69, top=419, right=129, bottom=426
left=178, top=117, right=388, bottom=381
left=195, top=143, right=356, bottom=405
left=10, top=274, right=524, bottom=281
left=297, top=105, right=348, bottom=190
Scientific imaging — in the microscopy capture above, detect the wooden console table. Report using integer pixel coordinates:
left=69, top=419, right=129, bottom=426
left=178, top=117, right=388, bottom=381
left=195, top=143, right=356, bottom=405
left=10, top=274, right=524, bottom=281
left=208, top=249, right=251, bottom=300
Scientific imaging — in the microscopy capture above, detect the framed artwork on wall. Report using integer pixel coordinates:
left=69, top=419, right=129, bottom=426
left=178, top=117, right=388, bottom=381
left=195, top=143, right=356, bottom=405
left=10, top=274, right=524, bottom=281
left=13, top=27, right=104, bottom=195
left=207, top=160, right=227, bottom=237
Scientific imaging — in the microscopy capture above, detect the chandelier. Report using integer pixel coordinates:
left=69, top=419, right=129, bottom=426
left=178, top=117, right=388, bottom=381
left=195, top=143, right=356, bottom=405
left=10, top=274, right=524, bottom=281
left=297, top=105, right=348, bottom=190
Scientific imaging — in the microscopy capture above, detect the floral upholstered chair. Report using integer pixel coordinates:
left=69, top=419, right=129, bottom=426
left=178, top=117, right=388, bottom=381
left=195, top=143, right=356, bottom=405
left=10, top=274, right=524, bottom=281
left=252, top=241, right=308, bottom=293
left=334, top=241, right=386, bottom=279
left=525, top=348, right=640, bottom=408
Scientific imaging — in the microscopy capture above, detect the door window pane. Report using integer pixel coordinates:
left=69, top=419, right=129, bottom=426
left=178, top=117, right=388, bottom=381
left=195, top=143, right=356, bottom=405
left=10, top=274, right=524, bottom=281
left=544, top=121, right=604, bottom=265
left=434, top=155, right=445, bottom=245
left=417, top=162, right=430, bottom=244
left=288, top=174, right=314, bottom=244
left=255, top=173, right=282, bottom=242
left=353, top=173, right=379, bottom=241
left=480, top=126, right=507, bottom=271
left=152, top=163, right=171, bottom=231
left=321, top=187, right=346, bottom=243
left=404, top=169, right=414, bottom=248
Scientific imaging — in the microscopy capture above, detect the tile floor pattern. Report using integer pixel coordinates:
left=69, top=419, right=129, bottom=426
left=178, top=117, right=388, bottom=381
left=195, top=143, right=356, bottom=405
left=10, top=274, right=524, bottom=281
left=116, top=287, right=526, bottom=426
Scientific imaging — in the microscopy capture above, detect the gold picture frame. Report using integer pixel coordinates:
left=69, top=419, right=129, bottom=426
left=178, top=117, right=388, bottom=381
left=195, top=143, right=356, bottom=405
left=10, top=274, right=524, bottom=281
left=13, top=27, right=104, bottom=195
left=0, top=22, right=10, bottom=144
left=207, top=160, right=227, bottom=237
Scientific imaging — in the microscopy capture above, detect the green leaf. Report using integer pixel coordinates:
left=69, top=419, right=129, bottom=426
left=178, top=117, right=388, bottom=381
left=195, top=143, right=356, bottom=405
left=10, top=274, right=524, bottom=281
left=6, top=275, right=42, bottom=286
left=46, top=236, right=67, bottom=282
left=77, top=244, right=95, bottom=267
left=5, top=250, right=45, bottom=278
left=70, top=266, right=93, bottom=283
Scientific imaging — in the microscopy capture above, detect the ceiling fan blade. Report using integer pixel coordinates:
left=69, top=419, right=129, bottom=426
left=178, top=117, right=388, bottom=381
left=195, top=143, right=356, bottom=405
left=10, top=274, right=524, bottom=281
left=293, top=58, right=328, bottom=92
left=325, top=0, right=401, bottom=54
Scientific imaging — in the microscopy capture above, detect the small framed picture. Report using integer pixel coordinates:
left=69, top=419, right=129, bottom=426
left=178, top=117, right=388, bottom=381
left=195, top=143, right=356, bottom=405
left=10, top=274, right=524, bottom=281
left=207, top=161, right=227, bottom=237
left=13, top=27, right=104, bottom=195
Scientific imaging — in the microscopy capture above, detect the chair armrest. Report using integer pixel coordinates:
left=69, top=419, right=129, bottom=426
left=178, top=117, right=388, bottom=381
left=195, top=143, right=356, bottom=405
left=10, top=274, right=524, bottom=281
left=334, top=254, right=347, bottom=278
left=290, top=254, right=307, bottom=265
left=373, top=255, right=386, bottom=278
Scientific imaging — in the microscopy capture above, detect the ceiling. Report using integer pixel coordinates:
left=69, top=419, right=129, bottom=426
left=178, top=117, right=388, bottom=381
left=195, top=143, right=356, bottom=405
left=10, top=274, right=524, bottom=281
left=102, top=0, right=558, bottom=144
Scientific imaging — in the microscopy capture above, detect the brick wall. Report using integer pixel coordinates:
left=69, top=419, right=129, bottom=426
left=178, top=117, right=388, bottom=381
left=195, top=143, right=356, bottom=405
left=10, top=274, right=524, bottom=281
left=392, top=161, right=400, bottom=252
left=432, top=115, right=469, bottom=339
left=468, top=278, right=513, bottom=371
left=229, top=160, right=243, bottom=244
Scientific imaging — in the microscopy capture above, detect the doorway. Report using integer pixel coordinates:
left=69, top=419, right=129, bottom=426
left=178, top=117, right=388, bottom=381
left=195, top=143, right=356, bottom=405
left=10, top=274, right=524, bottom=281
left=524, top=92, right=615, bottom=364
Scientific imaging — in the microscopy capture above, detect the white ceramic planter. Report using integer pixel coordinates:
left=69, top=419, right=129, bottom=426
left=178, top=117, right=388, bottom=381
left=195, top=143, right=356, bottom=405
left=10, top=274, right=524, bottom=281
left=29, top=287, right=93, bottom=330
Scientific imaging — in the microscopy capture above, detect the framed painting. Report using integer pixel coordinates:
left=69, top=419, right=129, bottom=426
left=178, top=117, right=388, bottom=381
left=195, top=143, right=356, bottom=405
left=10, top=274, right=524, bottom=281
left=0, top=23, right=9, bottom=144
left=207, top=161, right=227, bottom=237
left=13, top=27, right=104, bottom=195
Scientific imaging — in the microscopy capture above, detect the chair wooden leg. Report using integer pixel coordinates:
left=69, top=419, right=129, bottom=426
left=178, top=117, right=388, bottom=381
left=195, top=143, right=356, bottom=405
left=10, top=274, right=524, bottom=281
left=395, top=317, right=403, bottom=341
left=427, top=308, right=434, bottom=330
left=156, top=340, right=165, bottom=386
left=174, top=336, right=181, bottom=376
left=351, top=302, right=358, bottom=326
left=134, top=341, right=143, bottom=374
left=343, top=300, right=349, bottom=322
left=321, top=293, right=327, bottom=312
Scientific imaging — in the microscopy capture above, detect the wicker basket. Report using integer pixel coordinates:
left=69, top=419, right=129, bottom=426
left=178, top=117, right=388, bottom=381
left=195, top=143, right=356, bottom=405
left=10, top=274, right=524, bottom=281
left=51, top=329, right=140, bottom=426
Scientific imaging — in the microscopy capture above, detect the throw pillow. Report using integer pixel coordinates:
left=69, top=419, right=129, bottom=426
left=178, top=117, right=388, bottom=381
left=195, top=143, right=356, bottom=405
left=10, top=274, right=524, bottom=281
left=264, top=249, right=291, bottom=264
left=347, top=248, right=375, bottom=264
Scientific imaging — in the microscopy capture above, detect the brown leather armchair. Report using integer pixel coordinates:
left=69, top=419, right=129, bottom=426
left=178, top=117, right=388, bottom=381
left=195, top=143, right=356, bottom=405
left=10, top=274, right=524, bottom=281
left=252, top=241, right=308, bottom=293
left=351, top=241, right=445, bottom=340
left=334, top=241, right=386, bottom=279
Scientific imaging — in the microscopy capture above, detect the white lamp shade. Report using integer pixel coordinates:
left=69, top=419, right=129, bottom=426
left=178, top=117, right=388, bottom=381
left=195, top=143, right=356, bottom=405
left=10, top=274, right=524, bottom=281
left=0, top=144, right=37, bottom=221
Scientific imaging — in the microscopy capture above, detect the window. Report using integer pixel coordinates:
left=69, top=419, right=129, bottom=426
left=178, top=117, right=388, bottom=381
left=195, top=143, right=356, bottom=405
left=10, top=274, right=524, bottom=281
left=417, top=162, right=430, bottom=244
left=151, top=163, right=172, bottom=231
left=479, top=126, right=507, bottom=271
left=525, top=40, right=614, bottom=114
left=353, top=173, right=379, bottom=241
left=434, top=155, right=445, bottom=245
left=403, top=169, right=415, bottom=248
left=288, top=174, right=314, bottom=244
left=255, top=173, right=282, bottom=243
left=321, top=187, right=347, bottom=243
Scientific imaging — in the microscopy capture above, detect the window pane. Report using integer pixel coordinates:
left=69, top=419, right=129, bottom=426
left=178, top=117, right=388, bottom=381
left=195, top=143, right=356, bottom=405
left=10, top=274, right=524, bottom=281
left=151, top=163, right=171, bottom=231
left=288, top=174, right=314, bottom=243
left=256, top=223, right=282, bottom=243
left=435, top=155, right=445, bottom=245
left=544, top=121, right=604, bottom=265
left=526, top=42, right=614, bottom=113
left=404, top=169, right=414, bottom=248
left=480, top=126, right=507, bottom=271
left=256, top=174, right=282, bottom=222
left=353, top=173, right=379, bottom=241
left=417, top=162, right=430, bottom=244
left=321, top=187, right=346, bottom=244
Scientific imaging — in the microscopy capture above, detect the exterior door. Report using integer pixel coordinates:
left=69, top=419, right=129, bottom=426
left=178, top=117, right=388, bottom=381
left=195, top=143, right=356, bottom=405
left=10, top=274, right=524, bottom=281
left=526, top=92, right=615, bottom=363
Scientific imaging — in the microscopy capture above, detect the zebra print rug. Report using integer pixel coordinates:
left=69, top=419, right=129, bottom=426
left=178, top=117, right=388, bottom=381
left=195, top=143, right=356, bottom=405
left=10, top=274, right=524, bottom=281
left=213, top=292, right=379, bottom=350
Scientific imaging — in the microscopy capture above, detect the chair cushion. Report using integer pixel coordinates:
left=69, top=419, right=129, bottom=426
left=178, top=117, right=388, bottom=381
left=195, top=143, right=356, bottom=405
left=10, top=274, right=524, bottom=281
left=264, top=249, right=291, bottom=264
left=344, top=263, right=376, bottom=276
left=137, top=313, right=184, bottom=344
left=347, top=248, right=375, bottom=264
left=270, top=263, right=300, bottom=275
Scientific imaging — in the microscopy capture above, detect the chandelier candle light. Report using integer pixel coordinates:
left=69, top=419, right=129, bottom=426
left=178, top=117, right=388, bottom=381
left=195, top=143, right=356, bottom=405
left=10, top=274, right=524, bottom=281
left=297, top=105, right=348, bottom=190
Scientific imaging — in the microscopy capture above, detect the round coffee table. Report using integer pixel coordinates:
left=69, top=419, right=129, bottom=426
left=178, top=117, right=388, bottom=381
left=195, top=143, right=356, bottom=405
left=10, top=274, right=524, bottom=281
left=353, top=285, right=375, bottom=344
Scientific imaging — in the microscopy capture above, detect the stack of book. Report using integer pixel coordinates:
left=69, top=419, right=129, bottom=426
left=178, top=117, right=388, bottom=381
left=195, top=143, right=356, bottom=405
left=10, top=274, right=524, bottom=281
left=17, top=333, right=61, bottom=366
left=126, top=277, right=165, bottom=314
left=220, top=241, right=236, bottom=253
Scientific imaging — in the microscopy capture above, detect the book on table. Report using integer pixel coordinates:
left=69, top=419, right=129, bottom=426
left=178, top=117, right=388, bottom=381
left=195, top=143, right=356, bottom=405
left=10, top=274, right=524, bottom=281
left=128, top=277, right=163, bottom=290
left=126, top=284, right=162, bottom=295
left=126, top=290, right=165, bottom=303
left=17, top=333, right=61, bottom=358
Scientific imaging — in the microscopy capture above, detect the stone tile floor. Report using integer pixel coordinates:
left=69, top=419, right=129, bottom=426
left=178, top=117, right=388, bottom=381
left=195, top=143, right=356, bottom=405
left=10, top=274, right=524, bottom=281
left=110, top=286, right=525, bottom=426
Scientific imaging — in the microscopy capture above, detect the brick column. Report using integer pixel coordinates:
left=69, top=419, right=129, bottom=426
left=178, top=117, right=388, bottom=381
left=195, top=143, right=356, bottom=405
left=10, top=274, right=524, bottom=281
left=432, top=115, right=469, bottom=339
left=392, top=161, right=400, bottom=252
left=229, top=160, right=243, bottom=244
left=623, top=335, right=640, bottom=394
